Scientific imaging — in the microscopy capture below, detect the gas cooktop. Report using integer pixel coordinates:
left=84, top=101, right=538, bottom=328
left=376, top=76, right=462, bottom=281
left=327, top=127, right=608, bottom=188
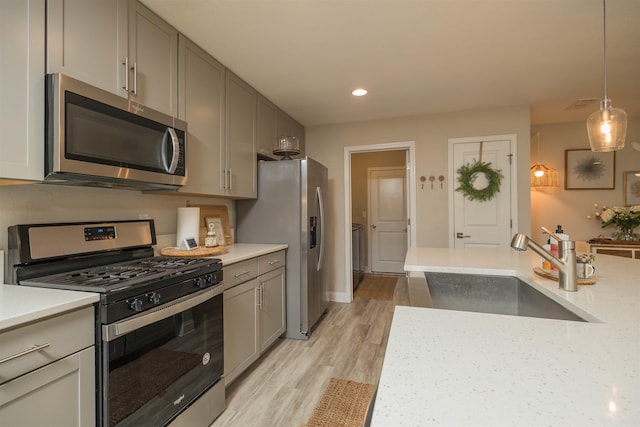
left=20, top=256, right=221, bottom=293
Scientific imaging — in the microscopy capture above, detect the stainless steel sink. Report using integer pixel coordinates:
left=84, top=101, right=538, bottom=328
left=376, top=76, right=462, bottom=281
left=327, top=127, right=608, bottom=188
left=423, top=272, right=587, bottom=322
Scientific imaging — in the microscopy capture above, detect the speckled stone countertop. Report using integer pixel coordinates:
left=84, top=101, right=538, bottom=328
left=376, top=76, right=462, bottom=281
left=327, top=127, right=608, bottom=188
left=371, top=248, right=640, bottom=426
left=213, top=243, right=287, bottom=265
left=0, top=285, right=99, bottom=332
left=2, top=244, right=286, bottom=332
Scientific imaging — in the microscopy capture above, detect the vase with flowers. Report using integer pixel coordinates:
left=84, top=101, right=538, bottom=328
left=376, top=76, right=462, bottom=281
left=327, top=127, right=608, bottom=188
left=592, top=204, right=640, bottom=241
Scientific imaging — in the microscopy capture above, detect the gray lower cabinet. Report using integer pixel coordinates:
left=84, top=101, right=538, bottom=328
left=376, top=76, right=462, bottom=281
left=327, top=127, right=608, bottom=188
left=0, top=0, right=45, bottom=182
left=0, top=306, right=95, bottom=426
left=258, top=267, right=286, bottom=352
left=224, top=251, right=286, bottom=386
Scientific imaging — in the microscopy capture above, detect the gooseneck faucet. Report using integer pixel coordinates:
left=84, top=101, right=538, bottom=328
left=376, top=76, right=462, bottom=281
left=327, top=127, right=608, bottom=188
left=510, top=227, right=578, bottom=292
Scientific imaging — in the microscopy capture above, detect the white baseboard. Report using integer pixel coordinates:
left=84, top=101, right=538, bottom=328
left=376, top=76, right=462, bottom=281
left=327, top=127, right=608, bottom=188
left=328, top=291, right=351, bottom=303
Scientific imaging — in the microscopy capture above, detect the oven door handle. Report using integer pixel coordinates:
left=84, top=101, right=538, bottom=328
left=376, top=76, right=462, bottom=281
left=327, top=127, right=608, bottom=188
left=102, top=285, right=222, bottom=342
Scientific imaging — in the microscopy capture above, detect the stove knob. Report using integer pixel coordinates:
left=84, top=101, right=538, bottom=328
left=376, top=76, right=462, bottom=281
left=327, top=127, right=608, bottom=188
left=193, top=277, right=204, bottom=288
left=129, top=298, right=143, bottom=312
left=148, top=292, right=161, bottom=305
left=205, top=273, right=214, bottom=284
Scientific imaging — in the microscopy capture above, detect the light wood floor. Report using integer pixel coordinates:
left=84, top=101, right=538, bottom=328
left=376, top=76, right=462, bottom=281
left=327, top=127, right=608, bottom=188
left=211, top=274, right=408, bottom=427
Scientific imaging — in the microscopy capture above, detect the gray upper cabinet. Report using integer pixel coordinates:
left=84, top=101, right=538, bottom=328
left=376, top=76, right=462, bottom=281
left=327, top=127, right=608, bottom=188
left=47, top=0, right=127, bottom=98
left=176, top=35, right=226, bottom=196
left=258, top=96, right=306, bottom=161
left=257, top=95, right=279, bottom=159
left=128, top=0, right=178, bottom=116
left=225, top=71, right=257, bottom=199
left=0, top=0, right=45, bottom=182
left=47, top=0, right=177, bottom=116
left=277, top=109, right=305, bottom=160
left=277, top=110, right=295, bottom=141
left=292, top=119, right=306, bottom=160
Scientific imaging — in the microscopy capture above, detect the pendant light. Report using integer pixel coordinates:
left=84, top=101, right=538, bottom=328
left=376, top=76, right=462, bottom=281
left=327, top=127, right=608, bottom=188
left=530, top=132, right=559, bottom=188
left=587, top=0, right=627, bottom=152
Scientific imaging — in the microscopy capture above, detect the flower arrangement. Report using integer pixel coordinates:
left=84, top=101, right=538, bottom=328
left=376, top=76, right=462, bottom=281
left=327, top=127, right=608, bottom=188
left=590, top=204, right=640, bottom=240
left=576, top=253, right=595, bottom=264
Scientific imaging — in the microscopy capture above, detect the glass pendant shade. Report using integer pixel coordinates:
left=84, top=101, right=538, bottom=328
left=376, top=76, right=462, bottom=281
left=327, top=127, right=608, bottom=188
left=530, top=164, right=559, bottom=187
left=587, top=99, right=627, bottom=152
left=587, top=0, right=627, bottom=152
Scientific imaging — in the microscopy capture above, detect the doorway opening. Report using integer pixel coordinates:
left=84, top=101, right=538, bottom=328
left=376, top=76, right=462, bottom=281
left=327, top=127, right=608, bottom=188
left=344, top=141, right=416, bottom=302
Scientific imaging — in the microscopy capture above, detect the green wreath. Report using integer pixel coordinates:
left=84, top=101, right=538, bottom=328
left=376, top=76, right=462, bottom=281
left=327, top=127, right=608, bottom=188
left=455, top=160, right=504, bottom=202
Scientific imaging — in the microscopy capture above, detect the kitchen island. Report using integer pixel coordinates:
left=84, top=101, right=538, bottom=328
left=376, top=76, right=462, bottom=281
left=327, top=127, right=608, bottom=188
left=371, top=247, right=640, bottom=426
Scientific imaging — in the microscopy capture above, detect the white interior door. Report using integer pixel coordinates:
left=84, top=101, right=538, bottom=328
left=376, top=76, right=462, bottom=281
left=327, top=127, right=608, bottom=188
left=369, top=167, right=407, bottom=273
left=450, top=137, right=513, bottom=249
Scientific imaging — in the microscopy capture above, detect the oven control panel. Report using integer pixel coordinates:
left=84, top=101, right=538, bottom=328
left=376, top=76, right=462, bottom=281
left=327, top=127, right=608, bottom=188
left=85, top=225, right=116, bottom=241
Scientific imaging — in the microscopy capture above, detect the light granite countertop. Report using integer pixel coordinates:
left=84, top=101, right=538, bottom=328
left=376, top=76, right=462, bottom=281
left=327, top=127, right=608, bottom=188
left=371, top=247, right=640, bottom=426
left=212, top=243, right=287, bottom=265
left=2, top=244, right=286, bottom=333
left=0, top=285, right=99, bottom=332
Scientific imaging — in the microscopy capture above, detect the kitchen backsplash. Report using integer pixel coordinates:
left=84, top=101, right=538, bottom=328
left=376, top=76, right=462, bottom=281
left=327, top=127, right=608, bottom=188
left=0, top=183, right=235, bottom=255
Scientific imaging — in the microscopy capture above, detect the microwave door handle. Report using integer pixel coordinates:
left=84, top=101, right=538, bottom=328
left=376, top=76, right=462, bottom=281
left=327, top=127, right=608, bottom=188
left=162, top=127, right=180, bottom=174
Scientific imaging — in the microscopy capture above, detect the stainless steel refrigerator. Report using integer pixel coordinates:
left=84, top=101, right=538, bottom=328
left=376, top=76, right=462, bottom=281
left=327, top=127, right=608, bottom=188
left=237, top=157, right=328, bottom=340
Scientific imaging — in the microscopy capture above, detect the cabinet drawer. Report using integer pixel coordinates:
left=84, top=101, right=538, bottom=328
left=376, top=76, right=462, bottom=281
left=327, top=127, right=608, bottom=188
left=224, top=258, right=259, bottom=290
left=0, top=346, right=95, bottom=426
left=258, top=250, right=286, bottom=275
left=0, top=306, right=94, bottom=384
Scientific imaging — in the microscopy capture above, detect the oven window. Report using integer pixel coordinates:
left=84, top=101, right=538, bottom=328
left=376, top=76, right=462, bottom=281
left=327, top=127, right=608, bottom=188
left=105, top=293, right=223, bottom=427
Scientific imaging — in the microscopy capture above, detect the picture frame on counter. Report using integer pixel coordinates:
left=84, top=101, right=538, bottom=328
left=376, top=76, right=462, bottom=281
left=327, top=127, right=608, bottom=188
left=623, top=171, right=640, bottom=206
left=564, top=149, right=615, bottom=190
left=205, top=217, right=226, bottom=246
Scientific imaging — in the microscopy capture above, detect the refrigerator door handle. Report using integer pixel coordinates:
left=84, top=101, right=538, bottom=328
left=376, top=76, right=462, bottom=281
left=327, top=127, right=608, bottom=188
left=316, top=186, right=325, bottom=271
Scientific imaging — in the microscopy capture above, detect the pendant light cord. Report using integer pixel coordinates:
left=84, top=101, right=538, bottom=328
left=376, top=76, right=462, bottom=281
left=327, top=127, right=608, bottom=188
left=602, top=0, right=608, bottom=101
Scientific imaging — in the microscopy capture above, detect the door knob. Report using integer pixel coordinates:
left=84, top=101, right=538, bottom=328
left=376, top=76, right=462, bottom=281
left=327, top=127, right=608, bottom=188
left=456, top=232, right=471, bottom=239
left=372, top=224, right=377, bottom=229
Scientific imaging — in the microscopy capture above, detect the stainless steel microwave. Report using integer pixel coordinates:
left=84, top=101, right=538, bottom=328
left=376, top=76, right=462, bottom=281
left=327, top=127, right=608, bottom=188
left=45, top=74, right=187, bottom=190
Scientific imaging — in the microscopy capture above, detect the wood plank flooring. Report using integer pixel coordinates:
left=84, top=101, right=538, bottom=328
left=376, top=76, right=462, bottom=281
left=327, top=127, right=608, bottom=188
left=211, top=274, right=408, bottom=427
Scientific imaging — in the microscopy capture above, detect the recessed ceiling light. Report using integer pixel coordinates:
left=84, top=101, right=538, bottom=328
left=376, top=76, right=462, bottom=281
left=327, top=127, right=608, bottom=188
left=351, top=88, right=368, bottom=97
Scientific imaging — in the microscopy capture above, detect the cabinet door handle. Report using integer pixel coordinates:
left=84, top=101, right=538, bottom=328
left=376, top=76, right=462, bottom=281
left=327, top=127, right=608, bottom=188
left=255, top=287, right=262, bottom=309
left=268, top=259, right=281, bottom=265
left=0, top=343, right=50, bottom=365
left=122, top=57, right=129, bottom=91
left=234, top=270, right=251, bottom=278
left=228, top=168, right=233, bottom=190
left=260, top=284, right=264, bottom=308
left=130, top=61, right=138, bottom=95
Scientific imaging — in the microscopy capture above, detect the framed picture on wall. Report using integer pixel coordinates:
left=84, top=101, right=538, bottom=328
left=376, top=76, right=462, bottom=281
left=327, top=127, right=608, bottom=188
left=623, top=171, right=640, bottom=206
left=564, top=149, right=615, bottom=190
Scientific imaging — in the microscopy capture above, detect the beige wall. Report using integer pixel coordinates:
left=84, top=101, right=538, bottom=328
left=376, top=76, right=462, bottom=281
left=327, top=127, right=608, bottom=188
left=531, top=117, right=640, bottom=245
left=351, top=150, right=406, bottom=269
left=306, top=104, right=531, bottom=301
left=0, top=183, right=234, bottom=272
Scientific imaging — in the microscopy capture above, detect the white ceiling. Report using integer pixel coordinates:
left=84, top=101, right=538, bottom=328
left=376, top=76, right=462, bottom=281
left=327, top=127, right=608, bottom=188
left=142, top=0, right=640, bottom=127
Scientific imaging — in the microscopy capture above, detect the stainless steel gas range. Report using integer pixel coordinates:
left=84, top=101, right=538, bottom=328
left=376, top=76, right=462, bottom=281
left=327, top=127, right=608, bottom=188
left=8, top=220, right=225, bottom=427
